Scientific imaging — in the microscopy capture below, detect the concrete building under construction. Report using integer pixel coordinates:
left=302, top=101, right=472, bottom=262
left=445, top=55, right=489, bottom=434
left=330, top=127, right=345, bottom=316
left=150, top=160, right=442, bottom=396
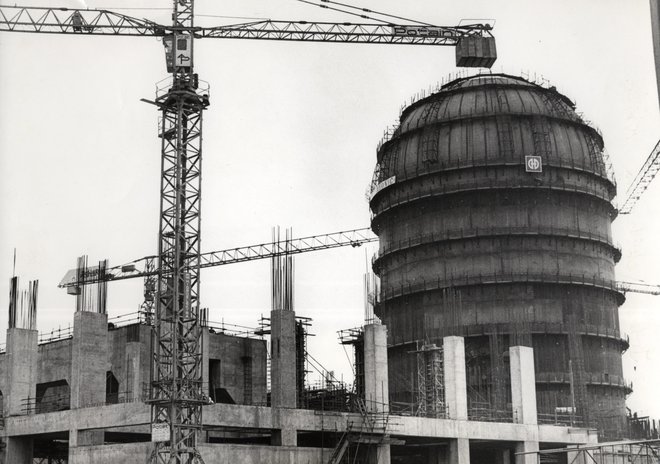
left=370, top=74, right=629, bottom=440
left=0, top=74, right=657, bottom=464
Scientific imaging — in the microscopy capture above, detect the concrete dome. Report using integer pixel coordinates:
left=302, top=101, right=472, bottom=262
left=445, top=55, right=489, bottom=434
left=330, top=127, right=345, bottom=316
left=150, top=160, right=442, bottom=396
left=369, top=73, right=628, bottom=439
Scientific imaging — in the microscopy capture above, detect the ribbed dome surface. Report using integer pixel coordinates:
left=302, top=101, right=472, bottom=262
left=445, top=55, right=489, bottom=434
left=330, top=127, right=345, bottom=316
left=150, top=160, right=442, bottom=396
left=369, top=73, right=627, bottom=439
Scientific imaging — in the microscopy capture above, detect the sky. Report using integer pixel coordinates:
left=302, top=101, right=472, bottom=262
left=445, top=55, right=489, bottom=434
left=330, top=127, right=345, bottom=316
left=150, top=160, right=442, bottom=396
left=0, top=0, right=659, bottom=419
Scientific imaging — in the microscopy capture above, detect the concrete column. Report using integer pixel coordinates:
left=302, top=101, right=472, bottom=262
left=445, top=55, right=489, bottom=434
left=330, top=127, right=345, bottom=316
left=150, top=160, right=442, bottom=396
left=270, top=310, right=297, bottom=446
left=514, top=441, right=539, bottom=464
left=510, top=346, right=538, bottom=464
left=498, top=448, right=511, bottom=464
left=4, top=437, right=33, bottom=464
left=509, top=346, right=537, bottom=425
left=70, top=311, right=108, bottom=409
left=364, top=323, right=389, bottom=413
left=448, top=438, right=470, bottom=464
left=443, top=336, right=467, bottom=420
left=125, top=341, right=143, bottom=401
left=69, top=428, right=104, bottom=464
left=363, top=323, right=390, bottom=464
left=69, top=311, right=108, bottom=455
left=5, top=328, right=38, bottom=416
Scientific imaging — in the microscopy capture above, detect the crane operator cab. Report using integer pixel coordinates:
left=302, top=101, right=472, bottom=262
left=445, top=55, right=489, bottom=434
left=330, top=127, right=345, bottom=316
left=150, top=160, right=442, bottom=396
left=163, top=34, right=193, bottom=73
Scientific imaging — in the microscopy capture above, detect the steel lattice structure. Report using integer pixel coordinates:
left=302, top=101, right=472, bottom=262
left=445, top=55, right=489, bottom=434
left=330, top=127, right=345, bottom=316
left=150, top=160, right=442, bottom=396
left=147, top=2, right=207, bottom=462
left=58, top=227, right=378, bottom=287
left=619, top=138, right=660, bottom=215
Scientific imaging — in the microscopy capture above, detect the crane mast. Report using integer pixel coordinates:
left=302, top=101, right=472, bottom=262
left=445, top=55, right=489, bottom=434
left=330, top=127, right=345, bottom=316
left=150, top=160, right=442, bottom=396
left=147, top=1, right=207, bottom=462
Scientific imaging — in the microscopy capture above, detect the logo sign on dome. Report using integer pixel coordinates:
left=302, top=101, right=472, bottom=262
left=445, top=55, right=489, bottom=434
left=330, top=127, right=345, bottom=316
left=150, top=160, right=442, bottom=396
left=525, top=155, right=542, bottom=173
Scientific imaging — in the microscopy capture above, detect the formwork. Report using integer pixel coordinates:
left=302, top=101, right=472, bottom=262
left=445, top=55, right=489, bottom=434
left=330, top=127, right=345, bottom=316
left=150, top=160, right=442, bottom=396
left=369, top=74, right=630, bottom=438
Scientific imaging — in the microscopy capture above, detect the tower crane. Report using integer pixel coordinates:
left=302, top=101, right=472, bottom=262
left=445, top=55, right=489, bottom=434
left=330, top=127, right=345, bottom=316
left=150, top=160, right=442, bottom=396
left=1, top=3, right=496, bottom=462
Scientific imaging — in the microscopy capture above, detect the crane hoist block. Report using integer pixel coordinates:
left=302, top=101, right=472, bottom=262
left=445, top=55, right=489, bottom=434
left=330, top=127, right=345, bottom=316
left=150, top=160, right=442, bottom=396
left=455, top=36, right=497, bottom=68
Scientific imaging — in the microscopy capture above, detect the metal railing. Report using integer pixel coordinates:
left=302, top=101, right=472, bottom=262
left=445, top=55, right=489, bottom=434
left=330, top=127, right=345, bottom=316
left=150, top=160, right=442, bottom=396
left=371, top=176, right=615, bottom=221
left=372, top=225, right=620, bottom=267
left=379, top=272, right=622, bottom=304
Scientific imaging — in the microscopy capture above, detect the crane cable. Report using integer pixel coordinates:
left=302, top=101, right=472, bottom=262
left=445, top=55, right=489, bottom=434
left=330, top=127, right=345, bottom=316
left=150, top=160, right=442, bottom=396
left=296, top=0, right=390, bottom=24
left=320, top=0, right=434, bottom=26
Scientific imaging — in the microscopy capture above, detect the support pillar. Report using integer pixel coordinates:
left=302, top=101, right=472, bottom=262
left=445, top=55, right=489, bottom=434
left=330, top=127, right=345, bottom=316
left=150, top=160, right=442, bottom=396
left=510, top=345, right=539, bottom=464
left=70, top=311, right=108, bottom=409
left=364, top=323, right=389, bottom=414
left=363, top=323, right=390, bottom=464
left=514, top=441, right=539, bottom=464
left=448, top=438, right=470, bottom=464
left=443, top=336, right=467, bottom=420
left=68, top=429, right=105, bottom=464
left=5, top=328, right=38, bottom=416
left=68, top=311, right=108, bottom=459
left=4, top=437, right=33, bottom=464
left=509, top=346, right=537, bottom=425
left=427, top=442, right=469, bottom=464
left=270, top=309, right=297, bottom=446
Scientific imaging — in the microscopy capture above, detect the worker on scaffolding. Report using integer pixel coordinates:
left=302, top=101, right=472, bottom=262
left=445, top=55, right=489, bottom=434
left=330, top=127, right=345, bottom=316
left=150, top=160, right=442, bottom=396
left=71, top=11, right=94, bottom=33
left=71, top=11, right=83, bottom=32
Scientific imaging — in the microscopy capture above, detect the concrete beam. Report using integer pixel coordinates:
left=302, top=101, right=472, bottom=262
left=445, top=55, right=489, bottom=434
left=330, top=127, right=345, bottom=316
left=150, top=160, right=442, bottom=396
left=3, top=402, right=594, bottom=447
left=443, top=336, right=467, bottom=421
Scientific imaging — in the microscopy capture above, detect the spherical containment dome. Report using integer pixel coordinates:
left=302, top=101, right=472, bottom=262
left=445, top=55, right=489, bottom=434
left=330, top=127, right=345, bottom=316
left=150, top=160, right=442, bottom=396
left=369, top=73, right=628, bottom=439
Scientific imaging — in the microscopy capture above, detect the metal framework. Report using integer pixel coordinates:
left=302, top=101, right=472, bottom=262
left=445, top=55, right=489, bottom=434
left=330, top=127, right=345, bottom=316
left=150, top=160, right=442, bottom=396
left=617, top=280, right=660, bottom=295
left=58, top=227, right=378, bottom=287
left=0, top=6, right=493, bottom=45
left=413, top=342, right=445, bottom=418
left=147, top=2, right=206, bottom=463
left=619, top=138, right=660, bottom=215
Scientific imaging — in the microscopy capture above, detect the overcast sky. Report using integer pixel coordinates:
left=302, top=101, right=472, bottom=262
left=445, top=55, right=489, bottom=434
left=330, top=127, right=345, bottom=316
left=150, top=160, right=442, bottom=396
left=1, top=0, right=659, bottom=418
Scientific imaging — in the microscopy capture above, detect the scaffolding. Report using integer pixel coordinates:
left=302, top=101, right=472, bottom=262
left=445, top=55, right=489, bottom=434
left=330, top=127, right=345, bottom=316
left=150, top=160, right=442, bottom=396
left=295, top=317, right=312, bottom=408
left=339, top=328, right=365, bottom=400
left=412, top=342, right=445, bottom=418
left=567, top=314, right=590, bottom=428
